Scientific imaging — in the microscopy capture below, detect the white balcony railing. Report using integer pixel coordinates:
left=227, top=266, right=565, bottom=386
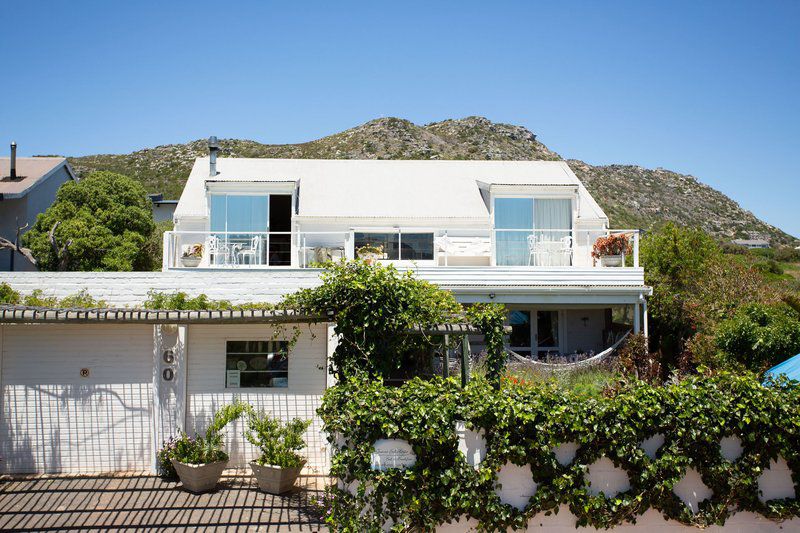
left=162, top=229, right=640, bottom=270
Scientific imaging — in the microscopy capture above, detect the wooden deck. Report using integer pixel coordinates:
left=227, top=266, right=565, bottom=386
left=0, top=473, right=327, bottom=531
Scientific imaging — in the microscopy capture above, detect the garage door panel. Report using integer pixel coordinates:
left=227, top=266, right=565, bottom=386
left=0, top=325, right=153, bottom=474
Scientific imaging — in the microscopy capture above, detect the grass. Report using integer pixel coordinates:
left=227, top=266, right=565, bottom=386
left=780, top=261, right=800, bottom=281
left=505, top=365, right=619, bottom=398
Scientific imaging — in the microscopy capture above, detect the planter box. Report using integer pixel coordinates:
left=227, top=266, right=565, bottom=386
left=181, top=256, right=202, bottom=267
left=599, top=255, right=624, bottom=267
left=171, top=459, right=228, bottom=493
left=250, top=460, right=306, bottom=494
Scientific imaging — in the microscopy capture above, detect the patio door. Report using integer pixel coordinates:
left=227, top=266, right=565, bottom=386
left=508, top=308, right=564, bottom=359
left=210, top=194, right=291, bottom=266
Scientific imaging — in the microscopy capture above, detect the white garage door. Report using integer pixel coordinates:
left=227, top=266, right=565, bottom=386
left=0, top=324, right=154, bottom=474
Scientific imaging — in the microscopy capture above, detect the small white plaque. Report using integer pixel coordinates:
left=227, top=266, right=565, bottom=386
left=370, top=439, right=416, bottom=471
left=226, top=370, right=240, bottom=388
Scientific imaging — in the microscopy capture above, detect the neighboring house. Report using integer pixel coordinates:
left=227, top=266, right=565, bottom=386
left=148, top=193, right=178, bottom=223
left=732, top=238, right=771, bottom=249
left=0, top=144, right=76, bottom=271
left=0, top=138, right=651, bottom=476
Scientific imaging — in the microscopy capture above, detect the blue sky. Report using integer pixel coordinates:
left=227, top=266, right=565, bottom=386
left=1, top=1, right=798, bottom=237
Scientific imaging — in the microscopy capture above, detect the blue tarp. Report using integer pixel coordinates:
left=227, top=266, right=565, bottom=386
left=764, top=353, right=800, bottom=383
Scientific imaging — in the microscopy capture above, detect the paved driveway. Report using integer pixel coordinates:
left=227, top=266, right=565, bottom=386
left=0, top=472, right=327, bottom=531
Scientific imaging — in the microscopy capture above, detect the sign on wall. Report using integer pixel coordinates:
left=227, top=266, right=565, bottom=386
left=370, top=439, right=417, bottom=471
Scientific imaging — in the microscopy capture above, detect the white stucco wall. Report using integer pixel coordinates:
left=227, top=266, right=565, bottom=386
left=1, top=268, right=648, bottom=308
left=0, top=323, right=154, bottom=473
left=564, top=308, right=606, bottom=354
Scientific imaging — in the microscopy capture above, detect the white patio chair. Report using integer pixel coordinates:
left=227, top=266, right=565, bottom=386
left=238, top=235, right=262, bottom=265
left=435, top=235, right=453, bottom=266
left=526, top=234, right=538, bottom=266
left=206, top=235, right=231, bottom=266
left=557, top=236, right=573, bottom=266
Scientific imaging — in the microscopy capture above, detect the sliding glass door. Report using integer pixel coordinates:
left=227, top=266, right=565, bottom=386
left=210, top=194, right=269, bottom=265
left=494, top=197, right=572, bottom=266
left=495, top=198, right=533, bottom=266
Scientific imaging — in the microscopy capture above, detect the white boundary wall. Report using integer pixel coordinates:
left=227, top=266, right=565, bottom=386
left=434, top=430, right=799, bottom=532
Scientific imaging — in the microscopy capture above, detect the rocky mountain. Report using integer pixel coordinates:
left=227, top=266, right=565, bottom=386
left=68, top=116, right=796, bottom=243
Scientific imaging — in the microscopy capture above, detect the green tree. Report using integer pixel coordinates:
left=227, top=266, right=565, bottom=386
left=716, top=303, right=800, bottom=371
left=24, top=171, right=156, bottom=271
left=640, top=223, right=720, bottom=360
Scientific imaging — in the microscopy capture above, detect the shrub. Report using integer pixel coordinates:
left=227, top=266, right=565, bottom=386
left=143, top=290, right=275, bottom=310
left=715, top=303, right=800, bottom=371
left=58, top=289, right=107, bottom=308
left=720, top=242, right=749, bottom=255
left=615, top=333, right=661, bottom=384
left=640, top=224, right=721, bottom=363
left=640, top=223, right=786, bottom=371
left=775, top=246, right=800, bottom=263
left=0, top=283, right=20, bottom=304
left=754, top=259, right=784, bottom=276
left=245, top=411, right=310, bottom=468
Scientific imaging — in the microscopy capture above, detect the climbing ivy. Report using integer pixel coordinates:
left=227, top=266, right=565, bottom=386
left=466, top=303, right=507, bottom=387
left=319, top=373, right=800, bottom=531
left=283, top=260, right=463, bottom=378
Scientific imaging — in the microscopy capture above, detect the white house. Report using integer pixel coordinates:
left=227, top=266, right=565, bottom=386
left=0, top=140, right=651, bottom=476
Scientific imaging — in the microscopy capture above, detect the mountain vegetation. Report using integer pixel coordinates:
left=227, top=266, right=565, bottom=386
left=67, top=116, right=797, bottom=243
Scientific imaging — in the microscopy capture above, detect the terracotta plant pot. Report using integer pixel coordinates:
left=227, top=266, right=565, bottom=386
left=181, top=256, right=201, bottom=267
left=171, top=459, right=228, bottom=493
left=249, top=460, right=306, bottom=494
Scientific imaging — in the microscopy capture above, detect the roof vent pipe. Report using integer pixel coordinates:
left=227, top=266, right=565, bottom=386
left=208, top=136, right=219, bottom=176
left=10, top=141, right=17, bottom=179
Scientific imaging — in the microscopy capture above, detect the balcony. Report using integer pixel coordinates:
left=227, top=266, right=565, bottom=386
left=162, top=229, right=640, bottom=270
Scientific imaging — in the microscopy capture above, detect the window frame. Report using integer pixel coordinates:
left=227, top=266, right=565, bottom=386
left=490, top=192, right=576, bottom=267
left=223, top=338, right=290, bottom=390
left=350, top=227, right=436, bottom=264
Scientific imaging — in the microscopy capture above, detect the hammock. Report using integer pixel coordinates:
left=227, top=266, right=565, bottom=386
left=507, top=331, right=631, bottom=371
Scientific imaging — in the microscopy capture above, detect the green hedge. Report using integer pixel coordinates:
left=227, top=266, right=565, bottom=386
left=319, top=374, right=800, bottom=531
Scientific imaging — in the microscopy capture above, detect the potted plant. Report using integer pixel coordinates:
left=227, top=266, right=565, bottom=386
left=592, top=234, right=632, bottom=267
left=245, top=410, right=311, bottom=494
left=181, top=243, right=204, bottom=267
left=356, top=244, right=383, bottom=265
left=158, top=402, right=251, bottom=493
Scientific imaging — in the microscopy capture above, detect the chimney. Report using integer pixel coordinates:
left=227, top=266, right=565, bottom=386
left=208, top=136, right=219, bottom=176
left=10, top=141, right=17, bottom=179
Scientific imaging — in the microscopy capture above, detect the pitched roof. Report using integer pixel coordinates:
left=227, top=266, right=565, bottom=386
left=0, top=157, right=74, bottom=198
left=175, top=158, right=608, bottom=222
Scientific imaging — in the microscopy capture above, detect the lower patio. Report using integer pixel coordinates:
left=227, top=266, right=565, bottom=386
left=0, top=472, right=327, bottom=531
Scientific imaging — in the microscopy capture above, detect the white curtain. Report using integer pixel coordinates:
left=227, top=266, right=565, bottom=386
left=534, top=199, right=572, bottom=238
